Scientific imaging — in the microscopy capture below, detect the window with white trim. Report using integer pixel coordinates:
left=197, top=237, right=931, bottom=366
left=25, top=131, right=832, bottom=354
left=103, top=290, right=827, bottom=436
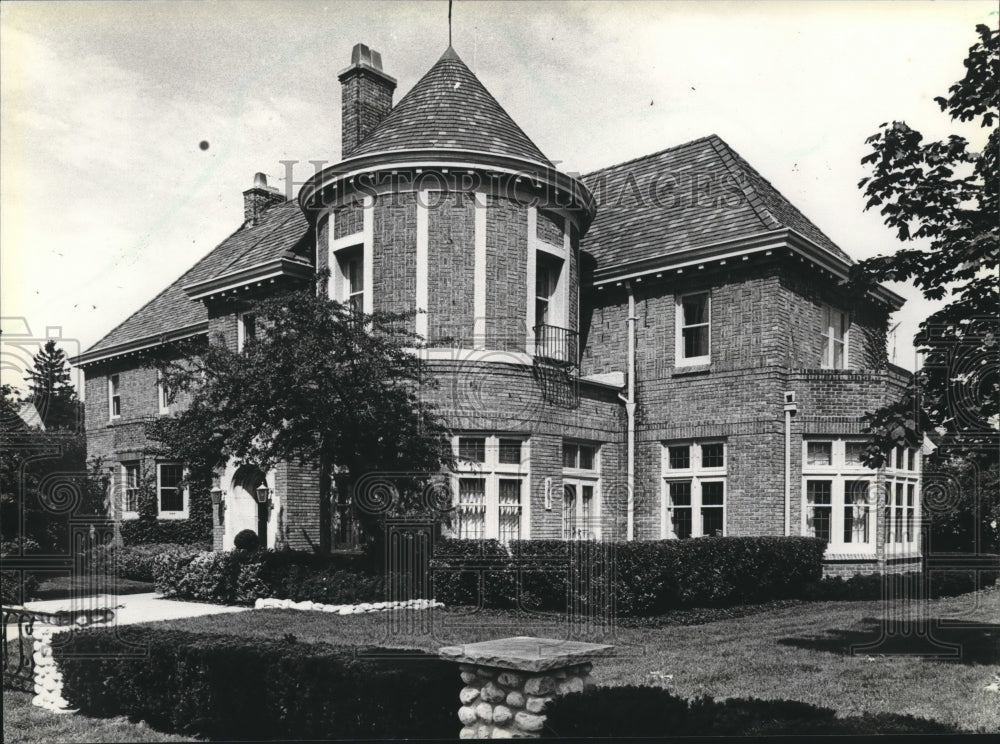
left=676, top=292, right=711, bottom=365
left=157, top=462, right=187, bottom=518
left=562, top=441, right=601, bottom=539
left=452, top=435, right=528, bottom=541
left=108, top=374, right=121, bottom=419
left=820, top=305, right=850, bottom=369
left=122, top=462, right=140, bottom=516
left=157, top=372, right=170, bottom=415
left=801, top=438, right=879, bottom=552
left=884, top=445, right=921, bottom=551
left=535, top=252, right=562, bottom=327
left=333, top=245, right=365, bottom=314
left=662, top=441, right=726, bottom=538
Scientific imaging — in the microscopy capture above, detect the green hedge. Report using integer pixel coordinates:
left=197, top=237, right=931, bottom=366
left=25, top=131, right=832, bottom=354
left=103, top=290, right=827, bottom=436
left=54, top=627, right=458, bottom=740
left=543, top=686, right=958, bottom=736
left=153, top=549, right=386, bottom=606
left=804, top=569, right=1000, bottom=602
left=431, top=537, right=827, bottom=615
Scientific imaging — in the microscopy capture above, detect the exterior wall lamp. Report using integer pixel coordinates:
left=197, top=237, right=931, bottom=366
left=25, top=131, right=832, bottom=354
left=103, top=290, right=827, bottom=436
left=210, top=485, right=224, bottom=526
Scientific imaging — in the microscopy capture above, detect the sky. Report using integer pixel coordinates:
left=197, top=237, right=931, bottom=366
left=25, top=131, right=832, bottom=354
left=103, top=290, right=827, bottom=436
left=1, top=0, right=995, bottom=396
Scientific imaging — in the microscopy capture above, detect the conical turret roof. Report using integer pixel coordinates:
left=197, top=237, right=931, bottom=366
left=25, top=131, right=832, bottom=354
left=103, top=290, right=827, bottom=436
left=349, top=46, right=552, bottom=166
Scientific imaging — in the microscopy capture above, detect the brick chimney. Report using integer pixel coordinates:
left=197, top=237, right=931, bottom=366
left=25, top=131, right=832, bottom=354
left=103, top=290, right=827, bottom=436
left=338, top=43, right=396, bottom=158
left=243, top=172, right=284, bottom=225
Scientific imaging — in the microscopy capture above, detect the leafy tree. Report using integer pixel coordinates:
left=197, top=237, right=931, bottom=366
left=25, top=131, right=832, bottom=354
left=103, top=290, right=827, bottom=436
left=852, top=24, right=998, bottom=467
left=147, top=276, right=454, bottom=556
left=24, top=339, right=83, bottom=431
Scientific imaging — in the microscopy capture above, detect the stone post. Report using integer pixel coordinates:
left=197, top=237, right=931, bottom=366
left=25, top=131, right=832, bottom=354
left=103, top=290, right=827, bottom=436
left=438, top=636, right=613, bottom=739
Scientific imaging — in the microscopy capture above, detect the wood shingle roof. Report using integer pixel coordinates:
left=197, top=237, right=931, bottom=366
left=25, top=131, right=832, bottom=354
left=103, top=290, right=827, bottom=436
left=79, top=201, right=309, bottom=360
left=349, top=46, right=552, bottom=166
left=581, top=134, right=853, bottom=271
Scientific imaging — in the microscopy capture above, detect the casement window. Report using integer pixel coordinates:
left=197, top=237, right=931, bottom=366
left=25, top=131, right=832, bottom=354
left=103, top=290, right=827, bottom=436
left=562, top=441, right=601, bottom=539
left=122, top=462, right=141, bottom=516
left=801, top=438, right=883, bottom=553
left=237, top=312, right=257, bottom=352
left=820, top=305, right=850, bottom=369
left=452, top=435, right=528, bottom=541
left=334, top=245, right=365, bottom=314
left=662, top=441, right=726, bottom=538
left=676, top=292, right=711, bottom=366
left=108, top=374, right=121, bottom=419
left=156, top=462, right=187, bottom=518
left=884, top=446, right=921, bottom=551
left=157, top=372, right=170, bottom=415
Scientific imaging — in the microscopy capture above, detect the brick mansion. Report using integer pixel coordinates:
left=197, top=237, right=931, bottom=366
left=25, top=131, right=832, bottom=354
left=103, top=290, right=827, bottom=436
left=72, top=43, right=923, bottom=575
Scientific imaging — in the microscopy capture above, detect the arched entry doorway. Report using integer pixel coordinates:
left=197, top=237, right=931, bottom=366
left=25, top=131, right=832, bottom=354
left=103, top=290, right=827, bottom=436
left=225, top=465, right=271, bottom=549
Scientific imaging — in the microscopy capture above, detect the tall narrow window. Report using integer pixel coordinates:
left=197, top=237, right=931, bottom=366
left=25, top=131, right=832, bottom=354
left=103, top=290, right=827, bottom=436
left=821, top=305, right=849, bottom=369
left=676, top=292, right=710, bottom=365
left=498, top=479, right=522, bottom=542
left=237, top=313, right=257, bottom=352
left=806, top=480, right=833, bottom=543
left=457, top=477, right=486, bottom=539
left=665, top=481, right=693, bottom=539
left=157, top=372, right=170, bottom=414
left=122, top=462, right=140, bottom=514
left=701, top=481, right=725, bottom=536
left=108, top=374, right=121, bottom=419
left=843, top=480, right=870, bottom=544
left=336, top=246, right=365, bottom=313
left=157, top=463, right=185, bottom=515
left=562, top=440, right=601, bottom=539
left=535, top=253, right=561, bottom=327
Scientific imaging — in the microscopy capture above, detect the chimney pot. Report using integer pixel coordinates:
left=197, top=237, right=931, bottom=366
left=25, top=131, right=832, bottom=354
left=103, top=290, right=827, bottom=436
left=253, top=172, right=268, bottom=189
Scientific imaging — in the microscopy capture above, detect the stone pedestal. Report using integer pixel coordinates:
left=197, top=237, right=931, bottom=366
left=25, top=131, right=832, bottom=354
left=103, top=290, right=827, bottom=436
left=439, top=636, right=613, bottom=739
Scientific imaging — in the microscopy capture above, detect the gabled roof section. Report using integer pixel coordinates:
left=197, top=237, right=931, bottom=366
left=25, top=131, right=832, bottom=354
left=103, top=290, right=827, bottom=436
left=581, top=134, right=852, bottom=271
left=349, top=46, right=553, bottom=167
left=76, top=201, right=310, bottom=364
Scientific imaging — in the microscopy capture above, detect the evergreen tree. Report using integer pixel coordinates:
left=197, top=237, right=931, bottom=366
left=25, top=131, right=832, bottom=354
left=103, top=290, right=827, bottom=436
left=24, top=340, right=81, bottom=430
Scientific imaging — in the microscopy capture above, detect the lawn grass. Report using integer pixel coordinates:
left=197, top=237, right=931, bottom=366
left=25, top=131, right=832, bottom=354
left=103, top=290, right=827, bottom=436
left=138, top=584, right=1000, bottom=733
left=1, top=690, right=196, bottom=744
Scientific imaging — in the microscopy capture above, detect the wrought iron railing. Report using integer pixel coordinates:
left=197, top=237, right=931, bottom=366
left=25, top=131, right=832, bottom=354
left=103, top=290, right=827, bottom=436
left=533, top=324, right=579, bottom=366
left=2, top=608, right=37, bottom=692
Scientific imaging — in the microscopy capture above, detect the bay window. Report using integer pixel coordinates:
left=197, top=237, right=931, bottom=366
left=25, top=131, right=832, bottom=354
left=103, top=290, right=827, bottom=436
left=801, top=438, right=878, bottom=553
left=884, top=445, right=921, bottom=553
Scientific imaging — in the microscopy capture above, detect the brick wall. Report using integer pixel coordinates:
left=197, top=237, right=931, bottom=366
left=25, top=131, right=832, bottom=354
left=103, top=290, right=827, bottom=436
left=340, top=71, right=394, bottom=157
left=427, top=192, right=475, bottom=346
left=536, top=210, right=563, bottom=247
left=485, top=196, right=528, bottom=351
left=373, top=191, right=417, bottom=319
left=333, top=202, right=364, bottom=239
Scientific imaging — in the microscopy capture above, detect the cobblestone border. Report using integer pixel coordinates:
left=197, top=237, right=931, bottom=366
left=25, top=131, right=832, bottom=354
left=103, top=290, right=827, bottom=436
left=254, top=597, right=444, bottom=613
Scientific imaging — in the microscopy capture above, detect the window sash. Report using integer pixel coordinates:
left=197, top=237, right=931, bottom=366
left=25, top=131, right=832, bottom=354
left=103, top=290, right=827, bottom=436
left=678, top=293, right=710, bottom=362
left=109, top=375, right=121, bottom=418
left=157, top=463, right=185, bottom=513
left=123, top=464, right=140, bottom=513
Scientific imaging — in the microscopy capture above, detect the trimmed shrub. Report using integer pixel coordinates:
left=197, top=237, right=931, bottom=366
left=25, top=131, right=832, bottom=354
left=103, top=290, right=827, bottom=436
left=432, top=536, right=827, bottom=615
left=544, top=686, right=958, bottom=737
left=233, top=529, right=259, bottom=551
left=429, top=538, right=510, bottom=607
left=54, top=627, right=459, bottom=740
left=153, top=548, right=392, bottom=606
left=801, top=569, right=1000, bottom=603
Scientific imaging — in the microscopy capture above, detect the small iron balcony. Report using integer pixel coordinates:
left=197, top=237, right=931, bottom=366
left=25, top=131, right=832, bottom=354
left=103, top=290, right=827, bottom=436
left=533, top=324, right=579, bottom=366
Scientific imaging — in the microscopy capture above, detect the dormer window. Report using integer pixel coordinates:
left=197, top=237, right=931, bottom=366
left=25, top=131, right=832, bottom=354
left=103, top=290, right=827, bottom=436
left=676, top=291, right=711, bottom=366
left=821, top=305, right=849, bottom=369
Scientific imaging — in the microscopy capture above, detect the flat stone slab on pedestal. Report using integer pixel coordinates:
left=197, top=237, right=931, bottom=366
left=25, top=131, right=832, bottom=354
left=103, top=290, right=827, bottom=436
left=438, top=636, right=613, bottom=672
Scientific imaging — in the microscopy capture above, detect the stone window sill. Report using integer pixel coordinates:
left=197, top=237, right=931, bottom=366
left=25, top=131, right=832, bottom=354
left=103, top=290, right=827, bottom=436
left=671, top=364, right=712, bottom=377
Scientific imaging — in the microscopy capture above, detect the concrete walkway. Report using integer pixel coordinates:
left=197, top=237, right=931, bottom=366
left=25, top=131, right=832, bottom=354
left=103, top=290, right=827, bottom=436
left=6, top=593, right=249, bottom=641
